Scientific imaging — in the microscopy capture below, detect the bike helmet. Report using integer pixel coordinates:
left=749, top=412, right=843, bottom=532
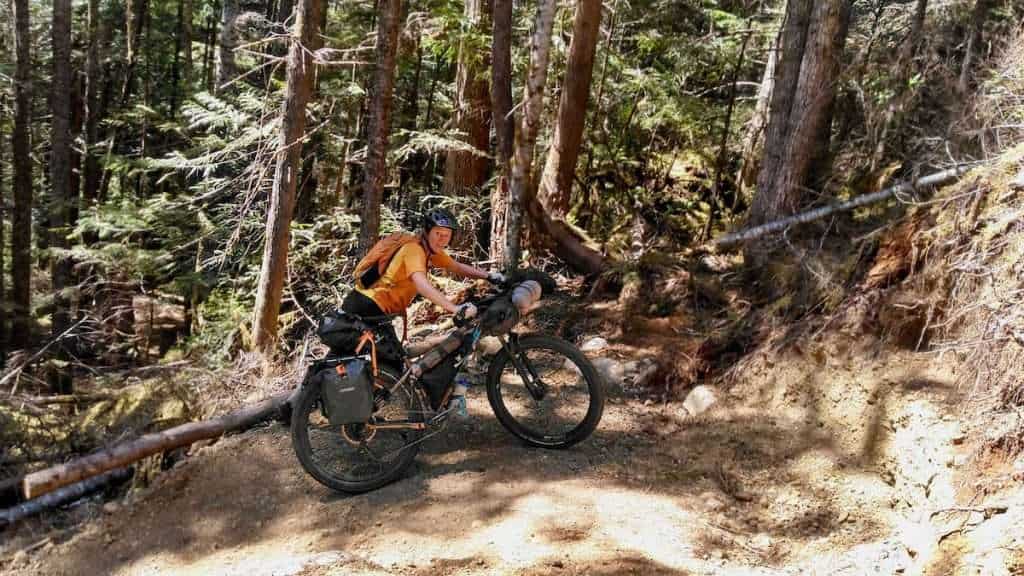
left=422, top=207, right=458, bottom=232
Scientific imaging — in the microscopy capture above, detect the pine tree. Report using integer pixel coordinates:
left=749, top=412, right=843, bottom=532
left=252, top=0, right=324, bottom=351
left=11, top=0, right=33, bottom=346
left=750, top=0, right=851, bottom=226
left=358, top=0, right=403, bottom=253
left=51, top=0, right=75, bottom=392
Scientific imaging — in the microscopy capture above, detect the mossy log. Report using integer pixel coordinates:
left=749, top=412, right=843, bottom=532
left=20, top=392, right=289, bottom=501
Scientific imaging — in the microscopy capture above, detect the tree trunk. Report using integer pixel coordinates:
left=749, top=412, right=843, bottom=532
left=504, top=0, right=557, bottom=271
left=122, top=0, right=148, bottom=106
left=95, top=60, right=116, bottom=204
left=702, top=26, right=753, bottom=241
left=403, top=31, right=422, bottom=132
left=20, top=392, right=289, bottom=500
left=537, top=0, right=602, bottom=219
left=489, top=0, right=514, bottom=266
left=182, top=0, right=193, bottom=88
left=83, top=0, right=104, bottom=208
left=50, top=0, right=75, bottom=394
left=11, top=0, right=33, bottom=345
left=749, top=0, right=851, bottom=227
left=396, top=26, right=423, bottom=207
left=959, top=0, right=993, bottom=95
left=442, top=0, right=493, bottom=197
left=294, top=11, right=330, bottom=222
left=523, top=0, right=606, bottom=275
left=582, top=0, right=618, bottom=190
left=424, top=57, right=441, bottom=128
left=252, top=0, right=323, bottom=351
left=750, top=0, right=813, bottom=225
left=216, top=0, right=240, bottom=92
left=346, top=92, right=369, bottom=209
left=171, top=0, right=185, bottom=117
left=0, top=100, right=6, bottom=363
left=203, top=3, right=218, bottom=91
left=137, top=5, right=153, bottom=197
left=278, top=0, right=295, bottom=22
left=736, top=27, right=779, bottom=199
left=358, top=0, right=403, bottom=254
left=69, top=75, right=84, bottom=232
left=524, top=199, right=605, bottom=274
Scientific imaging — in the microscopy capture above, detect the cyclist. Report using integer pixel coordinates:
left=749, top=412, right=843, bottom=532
left=339, top=208, right=505, bottom=353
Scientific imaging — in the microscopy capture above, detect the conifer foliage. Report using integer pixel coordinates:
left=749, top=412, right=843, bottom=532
left=0, top=0, right=1019, bottom=370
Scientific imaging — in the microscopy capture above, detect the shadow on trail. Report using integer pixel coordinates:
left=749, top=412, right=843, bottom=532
left=31, top=355, right=957, bottom=575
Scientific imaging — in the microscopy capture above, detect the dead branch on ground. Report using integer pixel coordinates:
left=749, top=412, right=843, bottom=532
left=707, top=165, right=974, bottom=249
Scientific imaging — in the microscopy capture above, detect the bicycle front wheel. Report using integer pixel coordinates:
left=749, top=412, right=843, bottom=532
left=291, top=366, right=428, bottom=493
left=486, top=335, right=605, bottom=449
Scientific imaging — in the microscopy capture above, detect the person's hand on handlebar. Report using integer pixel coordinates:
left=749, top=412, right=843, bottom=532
left=486, top=271, right=507, bottom=286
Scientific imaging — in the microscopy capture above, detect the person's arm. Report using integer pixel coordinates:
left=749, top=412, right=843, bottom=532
left=450, top=260, right=489, bottom=280
left=433, top=252, right=503, bottom=283
left=411, top=271, right=459, bottom=313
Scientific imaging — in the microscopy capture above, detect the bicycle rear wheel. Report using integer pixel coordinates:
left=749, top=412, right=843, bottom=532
left=291, top=366, right=428, bottom=493
left=486, top=335, right=605, bottom=448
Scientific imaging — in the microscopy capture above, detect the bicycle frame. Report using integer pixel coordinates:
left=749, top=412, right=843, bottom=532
left=292, top=278, right=607, bottom=492
left=306, top=282, right=546, bottom=437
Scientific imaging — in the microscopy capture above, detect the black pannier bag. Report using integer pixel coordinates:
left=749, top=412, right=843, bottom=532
left=320, top=359, right=374, bottom=425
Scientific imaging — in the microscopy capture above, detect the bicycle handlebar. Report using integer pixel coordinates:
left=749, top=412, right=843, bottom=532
left=453, top=280, right=543, bottom=329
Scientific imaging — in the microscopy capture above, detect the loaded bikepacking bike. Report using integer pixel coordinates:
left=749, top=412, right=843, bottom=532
left=290, top=279, right=606, bottom=493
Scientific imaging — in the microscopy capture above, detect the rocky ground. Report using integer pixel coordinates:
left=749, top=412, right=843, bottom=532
left=3, top=326, right=1022, bottom=576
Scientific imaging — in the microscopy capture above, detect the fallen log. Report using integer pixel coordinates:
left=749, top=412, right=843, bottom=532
left=276, top=383, right=304, bottom=426
left=8, top=392, right=119, bottom=405
left=0, top=475, right=26, bottom=507
left=0, top=468, right=132, bottom=529
left=708, top=165, right=973, bottom=249
left=20, top=391, right=289, bottom=500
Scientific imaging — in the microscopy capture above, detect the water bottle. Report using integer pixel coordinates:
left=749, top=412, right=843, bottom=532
left=451, top=374, right=471, bottom=419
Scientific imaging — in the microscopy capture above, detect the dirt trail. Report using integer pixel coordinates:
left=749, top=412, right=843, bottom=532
left=4, top=333, right=1023, bottom=576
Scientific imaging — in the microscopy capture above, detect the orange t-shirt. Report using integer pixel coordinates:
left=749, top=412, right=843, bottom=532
left=356, top=242, right=459, bottom=314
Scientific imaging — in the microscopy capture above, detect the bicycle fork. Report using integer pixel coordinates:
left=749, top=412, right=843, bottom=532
left=499, top=335, right=548, bottom=401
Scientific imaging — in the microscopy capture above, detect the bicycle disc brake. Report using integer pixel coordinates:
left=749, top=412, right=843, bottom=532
left=341, top=422, right=377, bottom=446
